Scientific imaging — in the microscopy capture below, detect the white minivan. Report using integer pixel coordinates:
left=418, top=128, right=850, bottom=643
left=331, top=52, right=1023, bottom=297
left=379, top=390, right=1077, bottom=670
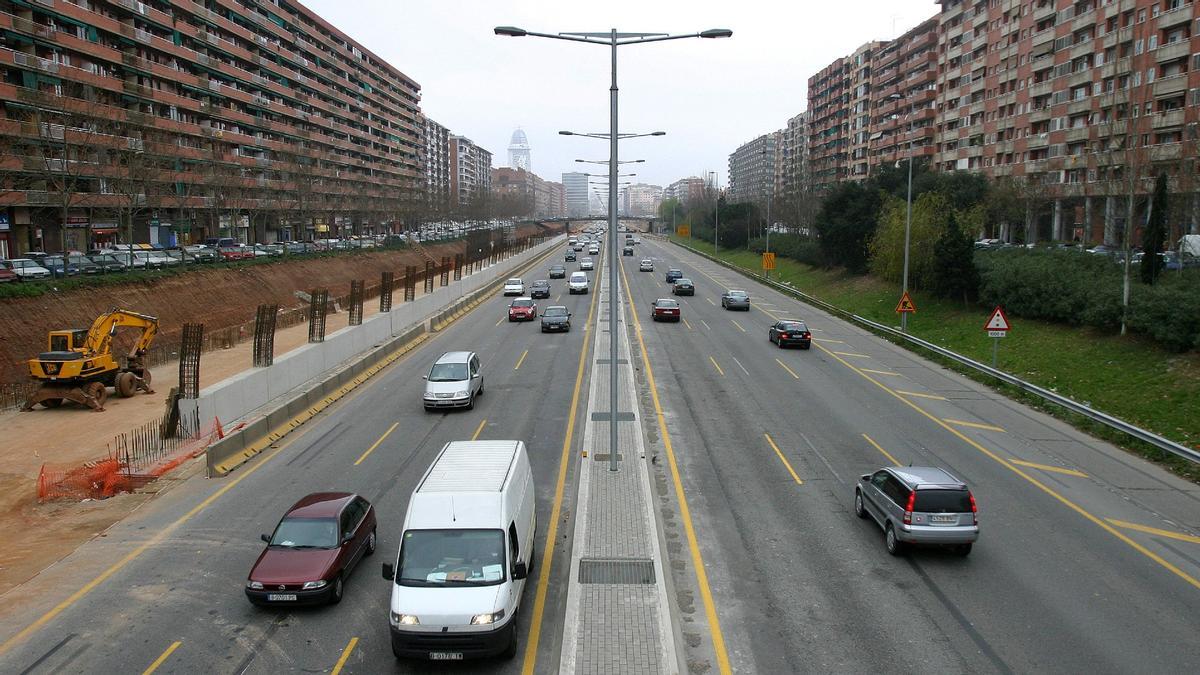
left=567, top=271, right=589, bottom=294
left=384, top=440, right=536, bottom=661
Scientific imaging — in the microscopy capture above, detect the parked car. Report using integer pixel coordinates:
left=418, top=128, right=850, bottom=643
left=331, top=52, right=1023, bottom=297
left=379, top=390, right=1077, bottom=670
left=42, top=254, right=81, bottom=277
left=549, top=264, right=567, bottom=279
left=205, top=237, right=237, bottom=249
left=665, top=268, right=683, bottom=284
left=219, top=246, right=253, bottom=261
left=503, top=278, right=525, bottom=296
left=69, top=254, right=101, bottom=275
left=721, top=289, right=751, bottom=311
left=3, top=258, right=51, bottom=280
left=768, top=319, right=811, bottom=349
left=530, top=280, right=551, bottom=299
left=87, top=253, right=128, bottom=272
left=245, top=492, right=377, bottom=606
left=422, top=351, right=484, bottom=411
left=651, top=298, right=681, bottom=322
left=508, top=297, right=538, bottom=322
left=182, top=245, right=219, bottom=264
left=0, top=262, right=19, bottom=283
left=639, top=259, right=654, bottom=272
left=671, top=278, right=694, bottom=296
left=855, top=466, right=978, bottom=556
left=540, top=305, right=571, bottom=333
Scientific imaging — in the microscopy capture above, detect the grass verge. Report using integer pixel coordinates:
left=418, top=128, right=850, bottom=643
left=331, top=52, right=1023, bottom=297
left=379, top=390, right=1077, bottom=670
left=671, top=235, right=1200, bottom=483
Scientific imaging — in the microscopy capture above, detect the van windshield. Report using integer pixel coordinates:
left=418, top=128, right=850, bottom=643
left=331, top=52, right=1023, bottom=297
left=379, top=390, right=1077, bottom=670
left=428, top=363, right=468, bottom=382
left=397, top=529, right=505, bottom=586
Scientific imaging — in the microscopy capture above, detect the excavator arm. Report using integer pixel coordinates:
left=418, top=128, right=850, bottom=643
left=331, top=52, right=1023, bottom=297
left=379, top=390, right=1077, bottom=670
left=83, top=309, right=159, bottom=360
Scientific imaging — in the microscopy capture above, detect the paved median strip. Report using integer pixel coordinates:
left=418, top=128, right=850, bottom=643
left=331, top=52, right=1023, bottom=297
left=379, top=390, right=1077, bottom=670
left=764, top=433, right=803, bottom=485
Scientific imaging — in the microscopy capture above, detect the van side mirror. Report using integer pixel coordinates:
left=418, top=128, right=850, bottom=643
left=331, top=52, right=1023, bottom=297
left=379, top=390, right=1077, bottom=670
left=860, top=474, right=871, bottom=482
left=421, top=375, right=428, bottom=380
left=261, top=533, right=271, bottom=543
left=382, top=563, right=395, bottom=581
left=512, top=561, right=528, bottom=580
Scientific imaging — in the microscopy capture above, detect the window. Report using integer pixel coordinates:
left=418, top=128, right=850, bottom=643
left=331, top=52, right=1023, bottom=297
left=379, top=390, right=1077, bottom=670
left=508, top=523, right=520, bottom=568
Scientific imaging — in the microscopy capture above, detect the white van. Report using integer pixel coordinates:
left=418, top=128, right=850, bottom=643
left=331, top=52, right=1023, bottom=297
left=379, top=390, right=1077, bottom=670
left=384, top=440, right=536, bottom=661
left=567, top=271, right=589, bottom=294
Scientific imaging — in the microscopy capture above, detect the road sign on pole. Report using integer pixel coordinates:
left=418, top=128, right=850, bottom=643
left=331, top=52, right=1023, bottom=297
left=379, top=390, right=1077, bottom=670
left=984, top=306, right=1011, bottom=366
left=895, top=290, right=916, bottom=314
left=762, top=252, right=775, bottom=270
left=677, top=223, right=690, bottom=238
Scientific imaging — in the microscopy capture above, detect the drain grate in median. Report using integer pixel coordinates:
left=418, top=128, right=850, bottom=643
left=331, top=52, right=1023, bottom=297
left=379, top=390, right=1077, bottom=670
left=591, top=412, right=636, bottom=422
left=579, top=558, right=656, bottom=584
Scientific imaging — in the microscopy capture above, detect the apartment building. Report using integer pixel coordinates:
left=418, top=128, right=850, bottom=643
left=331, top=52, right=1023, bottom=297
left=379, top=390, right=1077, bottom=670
left=0, top=0, right=424, bottom=254
left=491, top=166, right=564, bottom=218
left=870, top=19, right=939, bottom=171
left=449, top=135, right=492, bottom=209
left=727, top=130, right=780, bottom=205
left=779, top=111, right=810, bottom=199
left=663, top=176, right=707, bottom=205
left=620, top=183, right=663, bottom=217
left=807, top=56, right=849, bottom=186
left=423, top=115, right=451, bottom=214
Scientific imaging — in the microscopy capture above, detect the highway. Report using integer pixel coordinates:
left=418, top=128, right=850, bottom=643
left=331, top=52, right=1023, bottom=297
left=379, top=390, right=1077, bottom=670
left=0, top=232, right=1198, bottom=674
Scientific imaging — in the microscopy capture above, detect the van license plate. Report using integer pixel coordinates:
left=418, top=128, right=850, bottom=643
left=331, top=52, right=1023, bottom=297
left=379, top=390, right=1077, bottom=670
left=430, top=652, right=463, bottom=661
left=267, top=594, right=296, bottom=601
left=930, top=515, right=956, bottom=524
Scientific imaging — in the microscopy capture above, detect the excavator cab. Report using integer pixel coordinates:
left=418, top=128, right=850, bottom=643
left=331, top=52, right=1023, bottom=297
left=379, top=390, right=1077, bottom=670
left=45, top=329, right=89, bottom=356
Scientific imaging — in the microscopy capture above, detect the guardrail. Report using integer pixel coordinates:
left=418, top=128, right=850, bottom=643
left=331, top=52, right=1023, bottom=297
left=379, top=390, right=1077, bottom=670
left=670, top=239, right=1200, bottom=465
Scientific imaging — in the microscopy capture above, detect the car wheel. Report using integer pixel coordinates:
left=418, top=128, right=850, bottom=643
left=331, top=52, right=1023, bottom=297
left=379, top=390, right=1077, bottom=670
left=954, top=543, right=973, bottom=557
left=466, top=394, right=475, bottom=410
left=502, top=612, right=519, bottom=660
left=329, top=574, right=344, bottom=604
left=365, top=528, right=377, bottom=556
left=854, top=490, right=867, bottom=519
left=478, top=381, right=484, bottom=396
left=885, top=525, right=904, bottom=556
left=778, top=340, right=786, bottom=349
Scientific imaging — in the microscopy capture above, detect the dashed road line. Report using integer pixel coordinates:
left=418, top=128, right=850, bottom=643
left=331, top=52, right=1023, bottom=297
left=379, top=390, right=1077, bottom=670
left=861, top=368, right=901, bottom=377
left=709, top=356, right=725, bottom=376
left=142, top=641, right=181, bottom=675
left=764, top=433, right=803, bottom=484
left=897, top=390, right=947, bottom=401
left=330, top=637, right=358, bottom=675
left=1108, top=519, right=1200, bottom=545
left=944, top=418, right=1005, bottom=432
left=1010, top=459, right=1088, bottom=477
left=862, top=433, right=901, bottom=465
left=834, top=351, right=872, bottom=359
left=775, top=358, right=799, bottom=379
left=354, top=421, right=399, bottom=466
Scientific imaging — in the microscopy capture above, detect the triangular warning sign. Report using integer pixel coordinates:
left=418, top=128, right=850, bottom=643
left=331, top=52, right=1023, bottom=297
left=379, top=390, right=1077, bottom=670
left=895, top=290, right=916, bottom=313
left=984, top=306, right=1011, bottom=331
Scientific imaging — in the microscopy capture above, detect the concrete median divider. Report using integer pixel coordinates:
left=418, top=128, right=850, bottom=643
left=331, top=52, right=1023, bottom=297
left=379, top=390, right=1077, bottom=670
left=199, top=236, right=564, bottom=477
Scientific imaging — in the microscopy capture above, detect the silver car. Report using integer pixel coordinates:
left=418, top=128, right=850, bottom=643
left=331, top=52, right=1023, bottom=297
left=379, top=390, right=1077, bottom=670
left=721, top=289, right=750, bottom=311
left=639, top=259, right=654, bottom=272
left=422, top=351, right=484, bottom=411
left=855, top=466, right=978, bottom=556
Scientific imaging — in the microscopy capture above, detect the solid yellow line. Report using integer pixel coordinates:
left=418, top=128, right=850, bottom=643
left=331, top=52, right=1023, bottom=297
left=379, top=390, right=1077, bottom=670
left=812, top=341, right=1200, bottom=593
left=896, top=390, right=947, bottom=401
left=330, top=637, right=358, bottom=675
left=862, top=368, right=901, bottom=376
left=471, top=418, right=487, bottom=441
left=1010, top=459, right=1088, bottom=477
left=862, top=433, right=900, bottom=466
left=730, top=319, right=746, bottom=333
left=521, top=263, right=600, bottom=674
left=834, top=351, right=872, bottom=359
left=1108, top=519, right=1200, bottom=544
left=515, top=349, right=529, bottom=370
left=621, top=261, right=731, bottom=674
left=142, top=640, right=182, bottom=675
left=354, top=421, right=398, bottom=466
left=944, top=418, right=1006, bottom=432
left=683, top=318, right=693, bottom=330
left=764, top=433, right=803, bottom=484
left=775, top=358, right=799, bottom=380
left=709, top=356, right=725, bottom=376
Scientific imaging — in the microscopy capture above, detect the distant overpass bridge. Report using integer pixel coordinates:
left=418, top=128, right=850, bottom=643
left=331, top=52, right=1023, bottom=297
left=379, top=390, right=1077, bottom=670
left=523, top=216, right=659, bottom=233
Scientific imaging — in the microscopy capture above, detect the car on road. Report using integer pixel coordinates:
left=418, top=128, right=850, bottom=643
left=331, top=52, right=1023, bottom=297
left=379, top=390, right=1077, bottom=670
left=623, top=246, right=634, bottom=256
left=589, top=245, right=600, bottom=256
left=530, top=280, right=551, bottom=299
left=573, top=243, right=584, bottom=251
left=245, top=492, right=377, bottom=606
left=639, top=259, right=654, bottom=272
left=768, top=320, right=811, bottom=349
left=650, top=298, right=681, bottom=322
left=579, top=257, right=594, bottom=271
left=549, top=265, right=567, bottom=279
left=721, top=289, right=751, bottom=311
left=540, top=305, right=572, bottom=332
left=671, top=278, right=694, bottom=296
left=502, top=278, right=525, bottom=296
left=565, top=250, right=577, bottom=262
left=665, top=268, right=683, bottom=284
left=567, top=271, right=589, bottom=294
left=508, top=297, right=537, bottom=322
left=3, top=258, right=51, bottom=280
left=855, top=466, right=978, bottom=556
left=633, top=237, right=641, bottom=245
left=423, top=351, right=484, bottom=411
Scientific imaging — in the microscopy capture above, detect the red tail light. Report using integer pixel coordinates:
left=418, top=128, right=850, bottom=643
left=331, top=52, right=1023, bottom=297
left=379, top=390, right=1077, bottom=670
left=903, top=491, right=915, bottom=525
left=803, top=332, right=811, bottom=339
left=969, top=491, right=978, bottom=525
left=779, top=333, right=789, bottom=339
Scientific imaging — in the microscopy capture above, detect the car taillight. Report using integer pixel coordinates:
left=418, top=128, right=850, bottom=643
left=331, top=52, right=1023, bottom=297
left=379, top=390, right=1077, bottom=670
left=903, top=491, right=915, bottom=525
left=969, top=491, right=978, bottom=525
left=779, top=333, right=788, bottom=339
left=803, top=332, right=811, bottom=339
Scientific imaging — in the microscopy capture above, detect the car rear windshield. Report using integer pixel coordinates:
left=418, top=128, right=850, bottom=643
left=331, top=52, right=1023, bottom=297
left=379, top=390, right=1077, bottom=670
left=656, top=300, right=679, bottom=308
left=728, top=291, right=748, bottom=297
left=914, top=489, right=971, bottom=513
left=398, top=529, right=505, bottom=587
left=676, top=279, right=692, bottom=285
left=779, top=322, right=807, bottom=331
left=270, top=517, right=338, bottom=549
left=506, top=278, right=521, bottom=285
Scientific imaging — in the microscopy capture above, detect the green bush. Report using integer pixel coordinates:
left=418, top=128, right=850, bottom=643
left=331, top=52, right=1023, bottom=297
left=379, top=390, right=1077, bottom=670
left=749, top=234, right=825, bottom=267
left=1128, top=278, right=1200, bottom=352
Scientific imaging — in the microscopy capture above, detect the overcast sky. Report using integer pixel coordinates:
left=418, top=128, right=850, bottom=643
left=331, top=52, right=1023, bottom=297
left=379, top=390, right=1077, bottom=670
left=304, top=0, right=938, bottom=189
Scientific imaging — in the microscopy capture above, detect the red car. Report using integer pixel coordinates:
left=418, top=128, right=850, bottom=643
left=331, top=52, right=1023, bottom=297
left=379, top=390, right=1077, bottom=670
left=245, top=492, right=377, bottom=606
left=0, top=262, right=18, bottom=283
left=651, top=298, right=681, bottom=322
left=219, top=245, right=253, bottom=260
left=508, top=297, right=537, bottom=322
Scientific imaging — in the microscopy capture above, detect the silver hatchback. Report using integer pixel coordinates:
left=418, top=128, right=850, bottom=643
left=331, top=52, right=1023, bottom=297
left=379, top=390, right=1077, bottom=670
left=855, top=466, right=978, bottom=556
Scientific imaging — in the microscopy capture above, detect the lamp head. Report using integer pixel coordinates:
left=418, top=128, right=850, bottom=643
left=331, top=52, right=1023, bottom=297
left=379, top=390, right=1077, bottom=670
left=650, top=131, right=666, bottom=136
left=700, top=29, right=733, bottom=39
left=494, top=26, right=527, bottom=37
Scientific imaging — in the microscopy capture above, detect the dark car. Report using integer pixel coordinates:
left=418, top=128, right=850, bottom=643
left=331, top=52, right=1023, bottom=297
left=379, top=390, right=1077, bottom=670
left=623, top=246, right=634, bottom=256
left=651, top=298, right=681, bottom=322
left=671, top=278, right=694, bottom=296
left=565, top=250, right=577, bottom=262
left=87, top=253, right=127, bottom=273
left=549, top=264, right=567, bottom=279
left=530, top=279, right=552, bottom=298
left=245, top=492, right=377, bottom=606
left=42, top=255, right=81, bottom=277
left=540, top=305, right=572, bottom=332
left=768, top=320, right=811, bottom=349
left=665, top=268, right=683, bottom=284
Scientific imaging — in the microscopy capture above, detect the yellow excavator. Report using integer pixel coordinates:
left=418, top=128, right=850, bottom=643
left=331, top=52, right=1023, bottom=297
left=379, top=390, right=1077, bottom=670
left=21, top=309, right=159, bottom=412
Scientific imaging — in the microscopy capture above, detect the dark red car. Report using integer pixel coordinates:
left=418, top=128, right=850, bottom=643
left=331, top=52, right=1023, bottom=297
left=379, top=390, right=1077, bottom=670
left=651, top=298, right=681, bottom=322
left=219, top=245, right=253, bottom=260
left=245, top=492, right=377, bottom=606
left=508, top=297, right=537, bottom=322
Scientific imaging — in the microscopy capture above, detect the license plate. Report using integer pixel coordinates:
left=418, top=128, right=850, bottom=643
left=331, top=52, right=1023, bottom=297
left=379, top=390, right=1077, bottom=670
left=267, top=594, right=297, bottom=601
left=930, top=515, right=956, bottom=524
left=430, top=652, right=463, bottom=661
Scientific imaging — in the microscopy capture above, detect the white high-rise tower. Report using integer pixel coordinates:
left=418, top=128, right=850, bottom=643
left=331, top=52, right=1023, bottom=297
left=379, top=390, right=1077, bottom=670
left=508, top=128, right=531, bottom=172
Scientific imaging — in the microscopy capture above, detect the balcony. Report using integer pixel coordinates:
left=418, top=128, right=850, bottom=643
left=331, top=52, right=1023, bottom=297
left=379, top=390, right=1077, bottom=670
left=1152, top=109, right=1185, bottom=129
left=1027, top=134, right=1050, bottom=149
left=1030, top=80, right=1054, bottom=98
left=1152, top=74, right=1188, bottom=96
left=1154, top=40, right=1190, bottom=63
left=1067, top=98, right=1093, bottom=115
left=1102, top=26, right=1133, bottom=50
left=1033, top=3, right=1056, bottom=22
left=1150, top=143, right=1182, bottom=161
left=1064, top=126, right=1090, bottom=143
left=1156, top=4, right=1194, bottom=30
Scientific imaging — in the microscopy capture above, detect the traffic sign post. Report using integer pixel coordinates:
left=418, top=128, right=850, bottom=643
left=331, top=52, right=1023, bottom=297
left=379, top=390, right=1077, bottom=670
left=762, top=252, right=775, bottom=280
left=984, top=306, right=1011, bottom=367
left=895, top=291, right=916, bottom=325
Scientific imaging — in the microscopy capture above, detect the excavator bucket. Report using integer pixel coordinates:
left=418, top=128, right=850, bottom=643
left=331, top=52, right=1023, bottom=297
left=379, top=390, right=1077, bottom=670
left=21, top=382, right=107, bottom=412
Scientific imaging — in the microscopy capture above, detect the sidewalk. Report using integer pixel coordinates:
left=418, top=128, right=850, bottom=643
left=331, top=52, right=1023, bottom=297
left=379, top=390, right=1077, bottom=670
left=560, top=263, right=678, bottom=674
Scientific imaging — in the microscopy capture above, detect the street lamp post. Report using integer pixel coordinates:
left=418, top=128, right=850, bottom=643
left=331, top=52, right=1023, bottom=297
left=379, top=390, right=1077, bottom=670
left=886, top=93, right=915, bottom=333
left=499, top=25, right=730, bottom=472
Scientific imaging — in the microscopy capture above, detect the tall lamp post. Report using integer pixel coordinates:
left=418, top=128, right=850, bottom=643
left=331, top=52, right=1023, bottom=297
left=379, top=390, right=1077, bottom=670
left=709, top=170, right=721, bottom=253
left=498, top=25, right=731, bottom=473
left=886, top=93, right=915, bottom=333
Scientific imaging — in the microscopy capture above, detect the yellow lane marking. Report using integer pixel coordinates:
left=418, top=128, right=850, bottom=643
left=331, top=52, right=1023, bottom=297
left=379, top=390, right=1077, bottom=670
left=1108, top=519, right=1200, bottom=545
left=331, top=637, right=358, bottom=675
left=621, top=261, right=732, bottom=674
left=811, top=341, right=1200, bottom=593
left=521, top=263, right=600, bottom=673
left=896, top=390, right=948, bottom=401
left=471, top=418, right=487, bottom=441
left=706, top=297, right=716, bottom=305
left=515, top=349, right=529, bottom=370
left=1010, top=459, right=1088, bottom=478
left=862, top=368, right=901, bottom=377
left=764, top=433, right=803, bottom=484
left=834, top=351, right=872, bottom=359
left=142, top=641, right=182, bottom=675
left=355, top=421, right=399, bottom=466
left=944, top=418, right=1006, bottom=433
left=814, top=338, right=844, bottom=344
left=776, top=358, right=799, bottom=379
left=709, top=356, right=725, bottom=376
left=700, top=319, right=712, bottom=330
left=862, top=433, right=901, bottom=466
left=496, top=316, right=505, bottom=327
left=683, top=318, right=694, bottom=330
left=730, top=319, right=746, bottom=333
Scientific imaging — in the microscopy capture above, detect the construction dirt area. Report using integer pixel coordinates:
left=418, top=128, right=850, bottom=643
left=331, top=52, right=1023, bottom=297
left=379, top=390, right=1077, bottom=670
left=0, top=226, right=550, bottom=597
